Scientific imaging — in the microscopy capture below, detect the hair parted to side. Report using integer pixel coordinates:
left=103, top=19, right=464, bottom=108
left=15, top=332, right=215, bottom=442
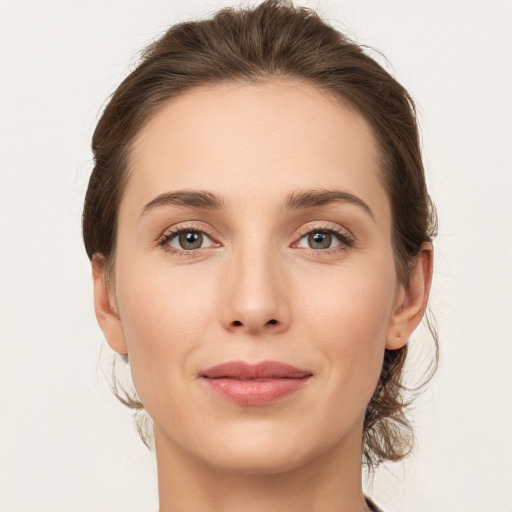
left=83, top=0, right=438, bottom=469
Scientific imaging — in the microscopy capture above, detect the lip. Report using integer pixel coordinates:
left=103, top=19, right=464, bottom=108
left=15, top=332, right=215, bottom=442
left=200, top=360, right=313, bottom=406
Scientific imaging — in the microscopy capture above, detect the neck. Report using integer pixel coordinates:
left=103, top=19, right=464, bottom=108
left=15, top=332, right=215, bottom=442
left=155, top=422, right=369, bottom=512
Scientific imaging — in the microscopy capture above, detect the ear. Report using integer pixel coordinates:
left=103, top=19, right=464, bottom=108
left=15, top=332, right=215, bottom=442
left=386, top=243, right=434, bottom=350
left=92, top=254, right=128, bottom=355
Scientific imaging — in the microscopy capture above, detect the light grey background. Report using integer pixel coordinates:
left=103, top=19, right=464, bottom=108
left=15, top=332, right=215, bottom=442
left=1, top=1, right=511, bottom=511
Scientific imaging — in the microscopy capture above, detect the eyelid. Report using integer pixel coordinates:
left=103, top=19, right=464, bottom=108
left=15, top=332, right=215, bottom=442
left=292, top=222, right=356, bottom=250
left=157, top=221, right=218, bottom=241
left=157, top=221, right=222, bottom=254
left=155, top=220, right=355, bottom=257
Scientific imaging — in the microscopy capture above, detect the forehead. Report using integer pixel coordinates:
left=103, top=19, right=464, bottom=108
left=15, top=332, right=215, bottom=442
left=124, top=79, right=389, bottom=222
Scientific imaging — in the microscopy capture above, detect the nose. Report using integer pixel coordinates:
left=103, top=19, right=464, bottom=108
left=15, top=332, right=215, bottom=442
left=220, top=245, right=291, bottom=335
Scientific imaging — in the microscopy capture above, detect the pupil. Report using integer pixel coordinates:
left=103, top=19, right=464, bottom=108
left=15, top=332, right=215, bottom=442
left=180, top=231, right=202, bottom=249
left=309, top=232, right=331, bottom=249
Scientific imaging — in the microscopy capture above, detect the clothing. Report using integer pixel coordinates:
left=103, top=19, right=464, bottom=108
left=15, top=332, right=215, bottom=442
left=365, top=496, right=384, bottom=512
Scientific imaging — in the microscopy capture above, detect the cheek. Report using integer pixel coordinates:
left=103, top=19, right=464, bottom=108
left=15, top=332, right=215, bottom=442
left=298, top=261, right=396, bottom=344
left=113, top=264, right=217, bottom=403
left=295, top=262, right=396, bottom=402
left=117, top=259, right=214, bottom=342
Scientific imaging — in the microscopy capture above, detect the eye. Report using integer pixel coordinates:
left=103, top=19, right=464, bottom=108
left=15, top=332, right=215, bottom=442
left=163, top=229, right=216, bottom=251
left=295, top=228, right=354, bottom=251
left=297, top=230, right=341, bottom=250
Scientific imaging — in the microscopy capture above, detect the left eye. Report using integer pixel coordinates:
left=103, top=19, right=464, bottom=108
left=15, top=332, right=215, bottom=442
left=297, top=231, right=343, bottom=250
left=165, top=230, right=215, bottom=251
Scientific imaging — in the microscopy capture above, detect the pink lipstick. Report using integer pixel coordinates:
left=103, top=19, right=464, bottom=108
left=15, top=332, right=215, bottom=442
left=200, top=361, right=312, bottom=405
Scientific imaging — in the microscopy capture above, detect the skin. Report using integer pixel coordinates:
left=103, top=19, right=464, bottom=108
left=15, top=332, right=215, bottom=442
left=93, top=80, right=432, bottom=512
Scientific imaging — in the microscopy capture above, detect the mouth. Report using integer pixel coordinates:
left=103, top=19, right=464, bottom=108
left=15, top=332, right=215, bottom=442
left=200, top=360, right=313, bottom=406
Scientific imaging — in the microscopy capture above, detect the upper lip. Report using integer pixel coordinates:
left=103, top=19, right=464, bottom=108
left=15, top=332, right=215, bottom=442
left=200, top=360, right=312, bottom=379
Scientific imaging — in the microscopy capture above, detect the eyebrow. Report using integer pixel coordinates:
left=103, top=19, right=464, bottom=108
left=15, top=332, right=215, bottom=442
left=283, top=189, right=374, bottom=219
left=140, top=188, right=373, bottom=219
left=140, top=190, right=225, bottom=217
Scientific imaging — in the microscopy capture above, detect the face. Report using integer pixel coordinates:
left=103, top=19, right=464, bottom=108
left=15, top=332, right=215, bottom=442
left=97, top=80, right=416, bottom=474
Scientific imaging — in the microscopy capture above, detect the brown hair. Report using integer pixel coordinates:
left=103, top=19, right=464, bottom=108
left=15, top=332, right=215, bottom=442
left=83, top=0, right=438, bottom=468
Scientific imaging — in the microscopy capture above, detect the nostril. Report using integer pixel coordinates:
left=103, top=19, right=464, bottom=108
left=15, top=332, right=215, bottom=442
left=230, top=318, right=279, bottom=329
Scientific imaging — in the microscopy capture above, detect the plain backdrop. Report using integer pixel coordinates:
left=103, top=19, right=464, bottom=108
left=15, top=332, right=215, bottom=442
left=1, top=1, right=511, bottom=511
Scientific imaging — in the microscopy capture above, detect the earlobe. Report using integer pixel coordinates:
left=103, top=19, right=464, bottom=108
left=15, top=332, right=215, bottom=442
left=92, top=254, right=128, bottom=355
left=386, top=243, right=434, bottom=350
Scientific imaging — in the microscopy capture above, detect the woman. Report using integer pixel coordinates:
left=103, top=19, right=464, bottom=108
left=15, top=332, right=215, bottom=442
left=83, top=1, right=437, bottom=510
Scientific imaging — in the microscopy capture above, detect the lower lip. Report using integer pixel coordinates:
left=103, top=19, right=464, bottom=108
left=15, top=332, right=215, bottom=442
left=203, top=377, right=310, bottom=405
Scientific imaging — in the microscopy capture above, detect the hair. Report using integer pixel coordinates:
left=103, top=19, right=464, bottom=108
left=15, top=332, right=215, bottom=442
left=83, top=0, right=438, bottom=469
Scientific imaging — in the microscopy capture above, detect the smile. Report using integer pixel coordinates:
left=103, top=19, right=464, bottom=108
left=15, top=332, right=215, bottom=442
left=200, top=360, right=313, bottom=406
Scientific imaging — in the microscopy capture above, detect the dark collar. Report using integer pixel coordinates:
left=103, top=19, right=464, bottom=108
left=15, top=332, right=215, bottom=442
left=365, top=496, right=384, bottom=512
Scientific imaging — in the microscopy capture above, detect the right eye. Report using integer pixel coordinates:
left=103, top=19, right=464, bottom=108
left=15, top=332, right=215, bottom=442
left=162, top=229, right=217, bottom=251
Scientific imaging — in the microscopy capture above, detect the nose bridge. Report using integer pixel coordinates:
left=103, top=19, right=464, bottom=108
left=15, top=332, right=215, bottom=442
left=221, top=236, right=289, bottom=334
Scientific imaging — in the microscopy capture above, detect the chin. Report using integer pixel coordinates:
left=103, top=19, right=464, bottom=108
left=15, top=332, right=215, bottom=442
left=189, top=420, right=339, bottom=476
left=206, top=444, right=310, bottom=476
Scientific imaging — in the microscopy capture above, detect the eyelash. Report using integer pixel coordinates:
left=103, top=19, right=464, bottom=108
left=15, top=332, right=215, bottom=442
left=294, top=225, right=355, bottom=256
left=158, top=222, right=219, bottom=257
left=157, top=223, right=355, bottom=257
